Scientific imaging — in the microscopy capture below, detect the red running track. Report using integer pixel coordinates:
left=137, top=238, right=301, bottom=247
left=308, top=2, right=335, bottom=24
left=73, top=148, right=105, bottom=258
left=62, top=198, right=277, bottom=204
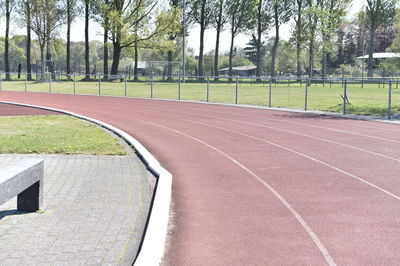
left=1, top=91, right=399, bottom=265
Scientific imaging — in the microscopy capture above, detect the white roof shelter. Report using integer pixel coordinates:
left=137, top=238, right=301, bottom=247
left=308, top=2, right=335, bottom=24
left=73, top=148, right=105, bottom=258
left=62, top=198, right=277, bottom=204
left=357, top=53, right=400, bottom=59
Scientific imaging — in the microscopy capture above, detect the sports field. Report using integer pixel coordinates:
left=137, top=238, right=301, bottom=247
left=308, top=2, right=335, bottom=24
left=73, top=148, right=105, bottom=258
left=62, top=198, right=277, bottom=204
left=1, top=77, right=399, bottom=117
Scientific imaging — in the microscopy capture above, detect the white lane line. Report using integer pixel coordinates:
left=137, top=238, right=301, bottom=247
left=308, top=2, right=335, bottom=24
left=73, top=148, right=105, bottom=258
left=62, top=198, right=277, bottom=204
left=144, top=120, right=337, bottom=266
left=185, top=107, right=400, bottom=144
left=202, top=115, right=400, bottom=163
left=118, top=105, right=400, bottom=164
left=180, top=118, right=400, bottom=201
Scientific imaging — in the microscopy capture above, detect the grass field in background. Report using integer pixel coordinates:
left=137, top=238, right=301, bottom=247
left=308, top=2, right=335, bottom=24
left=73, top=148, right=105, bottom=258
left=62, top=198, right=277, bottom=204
left=1, top=78, right=400, bottom=117
left=0, top=115, right=127, bottom=155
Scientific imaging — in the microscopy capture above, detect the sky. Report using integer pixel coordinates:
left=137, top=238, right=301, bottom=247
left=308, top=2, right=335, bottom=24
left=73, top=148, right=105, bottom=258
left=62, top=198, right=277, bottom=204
left=0, top=0, right=364, bottom=55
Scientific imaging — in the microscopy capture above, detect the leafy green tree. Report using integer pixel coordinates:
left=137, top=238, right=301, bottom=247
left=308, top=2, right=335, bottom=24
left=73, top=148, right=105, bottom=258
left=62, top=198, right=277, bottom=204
left=83, top=0, right=92, bottom=79
left=293, top=0, right=307, bottom=79
left=66, top=0, right=81, bottom=77
left=254, top=0, right=272, bottom=78
left=30, top=0, right=64, bottom=80
left=363, top=0, right=396, bottom=77
left=131, top=4, right=181, bottom=80
left=319, top=0, right=350, bottom=78
left=304, top=0, right=319, bottom=77
left=103, top=0, right=159, bottom=76
left=92, top=0, right=111, bottom=77
left=270, top=0, right=294, bottom=78
left=2, top=0, right=16, bottom=80
left=189, top=0, right=214, bottom=79
left=226, top=0, right=256, bottom=80
left=212, top=0, right=226, bottom=80
left=244, top=34, right=266, bottom=65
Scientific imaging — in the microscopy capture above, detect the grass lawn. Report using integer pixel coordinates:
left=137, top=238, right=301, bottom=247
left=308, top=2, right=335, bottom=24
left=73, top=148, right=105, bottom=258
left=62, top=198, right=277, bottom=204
left=2, top=78, right=400, bottom=117
left=0, top=115, right=127, bottom=155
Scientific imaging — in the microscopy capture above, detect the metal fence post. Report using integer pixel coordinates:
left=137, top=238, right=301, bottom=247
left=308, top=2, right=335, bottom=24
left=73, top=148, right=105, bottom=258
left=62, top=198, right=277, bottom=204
left=150, top=76, right=153, bottom=98
left=125, top=79, right=127, bottom=97
left=343, top=79, right=347, bottom=115
left=99, top=78, right=101, bottom=95
left=268, top=79, right=272, bottom=107
left=235, top=78, right=239, bottom=104
left=25, top=72, right=27, bottom=92
left=49, top=73, right=52, bottom=93
left=305, top=78, right=309, bottom=111
left=388, top=80, right=392, bottom=120
left=206, top=79, right=210, bottom=102
left=73, top=74, right=76, bottom=94
left=178, top=77, right=181, bottom=100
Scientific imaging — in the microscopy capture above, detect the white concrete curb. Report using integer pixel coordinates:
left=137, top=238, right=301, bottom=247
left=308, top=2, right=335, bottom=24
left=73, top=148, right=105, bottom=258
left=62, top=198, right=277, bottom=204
left=0, top=101, right=172, bottom=266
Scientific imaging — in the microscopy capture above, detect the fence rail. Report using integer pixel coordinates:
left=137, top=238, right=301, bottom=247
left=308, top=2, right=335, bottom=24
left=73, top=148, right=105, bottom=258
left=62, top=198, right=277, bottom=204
left=0, top=72, right=399, bottom=120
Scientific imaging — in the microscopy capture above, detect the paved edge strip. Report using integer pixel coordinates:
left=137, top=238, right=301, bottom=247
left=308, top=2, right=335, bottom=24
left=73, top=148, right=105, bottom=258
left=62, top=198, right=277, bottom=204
left=0, top=100, right=172, bottom=266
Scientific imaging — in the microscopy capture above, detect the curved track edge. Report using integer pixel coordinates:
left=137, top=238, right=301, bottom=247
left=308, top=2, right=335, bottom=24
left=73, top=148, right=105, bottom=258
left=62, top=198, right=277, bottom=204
left=0, top=100, right=172, bottom=266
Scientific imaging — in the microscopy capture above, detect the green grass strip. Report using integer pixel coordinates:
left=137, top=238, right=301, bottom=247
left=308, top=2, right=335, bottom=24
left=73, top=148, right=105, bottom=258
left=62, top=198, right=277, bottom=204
left=0, top=115, right=128, bottom=155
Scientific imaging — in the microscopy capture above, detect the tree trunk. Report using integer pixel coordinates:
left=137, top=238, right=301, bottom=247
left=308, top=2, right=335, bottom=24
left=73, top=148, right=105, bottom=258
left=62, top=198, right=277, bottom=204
left=308, top=39, right=314, bottom=78
left=198, top=0, right=206, bottom=80
left=103, top=27, right=108, bottom=79
left=5, top=0, right=11, bottom=81
left=367, top=27, right=375, bottom=78
left=134, top=38, right=139, bottom=81
left=111, top=42, right=122, bottom=76
left=198, top=25, right=205, bottom=80
left=271, top=22, right=279, bottom=79
left=40, top=44, right=45, bottom=81
left=85, top=1, right=90, bottom=79
left=214, top=5, right=223, bottom=82
left=256, top=0, right=262, bottom=81
left=167, top=50, right=173, bottom=80
left=295, top=1, right=302, bottom=81
left=26, top=2, right=32, bottom=81
left=66, top=1, right=72, bottom=80
left=228, top=27, right=235, bottom=82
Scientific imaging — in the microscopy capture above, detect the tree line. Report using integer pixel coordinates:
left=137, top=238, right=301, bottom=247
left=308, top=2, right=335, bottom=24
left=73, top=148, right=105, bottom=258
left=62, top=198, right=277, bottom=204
left=1, top=0, right=399, bottom=81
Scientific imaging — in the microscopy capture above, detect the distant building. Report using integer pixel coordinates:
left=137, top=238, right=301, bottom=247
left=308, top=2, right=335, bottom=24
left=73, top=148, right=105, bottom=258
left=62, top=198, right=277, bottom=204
left=357, top=53, right=400, bottom=60
left=218, top=66, right=257, bottom=76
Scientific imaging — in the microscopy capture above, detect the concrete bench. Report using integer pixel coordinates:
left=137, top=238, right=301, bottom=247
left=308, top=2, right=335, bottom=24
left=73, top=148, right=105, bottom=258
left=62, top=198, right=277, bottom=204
left=0, top=159, right=44, bottom=212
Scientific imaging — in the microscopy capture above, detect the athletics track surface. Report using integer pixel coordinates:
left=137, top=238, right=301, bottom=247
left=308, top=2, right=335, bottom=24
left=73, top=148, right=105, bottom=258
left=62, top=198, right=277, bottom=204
left=1, top=91, right=399, bottom=266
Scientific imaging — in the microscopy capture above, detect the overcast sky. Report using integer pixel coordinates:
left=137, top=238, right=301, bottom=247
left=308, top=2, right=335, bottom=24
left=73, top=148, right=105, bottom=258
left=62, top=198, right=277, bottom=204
left=1, top=1, right=364, bottom=55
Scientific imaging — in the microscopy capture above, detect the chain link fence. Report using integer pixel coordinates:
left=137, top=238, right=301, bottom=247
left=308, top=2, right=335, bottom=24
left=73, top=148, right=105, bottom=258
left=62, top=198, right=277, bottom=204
left=1, top=72, right=399, bottom=119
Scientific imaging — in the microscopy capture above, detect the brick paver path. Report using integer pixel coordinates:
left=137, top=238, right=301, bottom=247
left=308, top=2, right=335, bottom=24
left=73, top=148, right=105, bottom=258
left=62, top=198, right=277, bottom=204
left=0, top=154, right=154, bottom=265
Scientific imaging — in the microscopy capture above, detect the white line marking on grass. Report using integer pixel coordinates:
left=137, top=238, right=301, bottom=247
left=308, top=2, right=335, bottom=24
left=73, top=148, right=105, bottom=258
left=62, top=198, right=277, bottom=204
left=180, top=118, right=400, bottom=202
left=145, top=120, right=337, bottom=266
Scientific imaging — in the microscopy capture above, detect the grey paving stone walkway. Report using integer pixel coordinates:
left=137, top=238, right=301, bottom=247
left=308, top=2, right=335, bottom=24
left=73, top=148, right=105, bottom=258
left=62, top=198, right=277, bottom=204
left=0, top=154, right=154, bottom=265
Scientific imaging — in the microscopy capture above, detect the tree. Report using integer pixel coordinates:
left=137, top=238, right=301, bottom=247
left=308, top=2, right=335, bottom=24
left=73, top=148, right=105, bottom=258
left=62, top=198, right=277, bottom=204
left=254, top=0, right=272, bottom=79
left=92, top=0, right=110, bottom=78
left=66, top=0, right=80, bottom=78
left=84, top=0, right=91, bottom=79
left=2, top=0, right=16, bottom=80
left=319, top=0, right=350, bottom=78
left=244, top=34, right=266, bottom=65
left=226, top=0, right=256, bottom=80
left=293, top=0, right=307, bottom=79
left=212, top=0, right=226, bottom=80
left=166, top=0, right=183, bottom=80
left=16, top=0, right=33, bottom=80
left=131, top=2, right=181, bottom=80
left=270, top=0, right=294, bottom=78
left=363, top=0, right=396, bottom=77
left=189, top=0, right=214, bottom=79
left=30, top=0, right=64, bottom=80
left=304, top=0, right=319, bottom=77
left=105, top=0, right=158, bottom=76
